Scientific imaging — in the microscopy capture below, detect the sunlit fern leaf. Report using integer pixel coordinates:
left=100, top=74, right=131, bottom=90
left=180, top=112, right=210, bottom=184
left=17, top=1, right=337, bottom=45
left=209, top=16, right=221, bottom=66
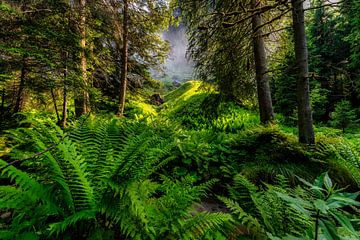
left=57, top=141, right=95, bottom=211
left=10, top=125, right=76, bottom=213
left=0, top=117, right=233, bottom=239
left=127, top=180, right=159, bottom=223
left=0, top=160, right=53, bottom=208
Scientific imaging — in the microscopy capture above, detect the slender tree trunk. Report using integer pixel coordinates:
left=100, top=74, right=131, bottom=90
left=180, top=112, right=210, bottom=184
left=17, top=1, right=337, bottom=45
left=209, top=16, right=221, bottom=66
left=62, top=83, right=68, bottom=128
left=251, top=0, right=274, bottom=124
left=51, top=88, right=61, bottom=123
left=0, top=88, right=5, bottom=120
left=61, top=54, right=68, bottom=128
left=75, top=0, right=90, bottom=117
left=117, top=0, right=129, bottom=117
left=13, top=59, right=26, bottom=114
left=89, top=42, right=95, bottom=87
left=291, top=0, right=315, bottom=144
left=112, top=9, right=123, bottom=101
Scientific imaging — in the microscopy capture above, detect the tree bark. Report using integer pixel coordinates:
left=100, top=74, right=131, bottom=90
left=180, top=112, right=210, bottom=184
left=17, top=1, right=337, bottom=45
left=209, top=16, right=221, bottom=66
left=50, top=88, right=61, bottom=123
left=251, top=0, right=274, bottom=124
left=291, top=0, right=315, bottom=144
left=61, top=53, right=68, bottom=128
left=75, top=0, right=90, bottom=117
left=0, top=88, right=5, bottom=120
left=13, top=59, right=26, bottom=114
left=117, top=0, right=129, bottom=117
left=62, top=82, right=68, bottom=128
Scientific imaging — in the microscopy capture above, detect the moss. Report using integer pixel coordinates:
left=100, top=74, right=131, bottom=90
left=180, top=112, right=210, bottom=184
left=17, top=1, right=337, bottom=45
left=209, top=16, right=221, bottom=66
left=164, top=81, right=202, bottom=103
left=126, top=100, right=158, bottom=119
left=162, top=81, right=259, bottom=131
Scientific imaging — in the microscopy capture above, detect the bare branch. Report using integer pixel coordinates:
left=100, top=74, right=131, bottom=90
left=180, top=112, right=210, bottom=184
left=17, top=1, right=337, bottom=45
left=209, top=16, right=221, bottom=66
left=22, top=9, right=52, bottom=13
left=261, top=26, right=291, bottom=37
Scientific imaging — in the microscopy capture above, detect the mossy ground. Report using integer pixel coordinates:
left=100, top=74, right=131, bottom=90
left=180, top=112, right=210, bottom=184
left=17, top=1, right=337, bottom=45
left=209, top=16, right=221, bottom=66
left=128, top=81, right=359, bottom=190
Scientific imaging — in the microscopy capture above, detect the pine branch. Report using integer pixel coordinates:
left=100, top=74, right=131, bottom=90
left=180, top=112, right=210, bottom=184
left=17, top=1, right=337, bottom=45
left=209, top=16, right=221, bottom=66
left=222, top=0, right=291, bottom=28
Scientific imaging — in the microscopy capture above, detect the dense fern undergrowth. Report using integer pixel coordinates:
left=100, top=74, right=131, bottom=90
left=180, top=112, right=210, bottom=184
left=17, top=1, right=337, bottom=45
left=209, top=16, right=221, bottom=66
left=0, top=81, right=360, bottom=239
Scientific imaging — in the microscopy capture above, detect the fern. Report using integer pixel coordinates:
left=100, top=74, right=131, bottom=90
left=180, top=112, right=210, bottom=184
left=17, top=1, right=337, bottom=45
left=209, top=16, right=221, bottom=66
left=180, top=212, right=233, bottom=239
left=333, top=141, right=360, bottom=186
left=220, top=174, right=312, bottom=239
left=218, top=196, right=263, bottom=236
left=48, top=209, right=97, bottom=236
left=0, top=117, right=232, bottom=239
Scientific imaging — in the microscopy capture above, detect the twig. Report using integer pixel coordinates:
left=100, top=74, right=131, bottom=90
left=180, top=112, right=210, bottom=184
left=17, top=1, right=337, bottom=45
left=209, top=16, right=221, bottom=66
left=23, top=9, right=52, bottom=13
left=254, top=8, right=291, bottom=32
left=261, top=26, right=291, bottom=37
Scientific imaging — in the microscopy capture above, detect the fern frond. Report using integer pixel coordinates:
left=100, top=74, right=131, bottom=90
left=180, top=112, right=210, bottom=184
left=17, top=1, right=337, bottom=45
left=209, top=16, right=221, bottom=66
left=320, top=141, right=360, bottom=187
left=126, top=180, right=159, bottom=225
left=0, top=160, right=53, bottom=208
left=48, top=209, right=97, bottom=236
left=57, top=141, right=95, bottom=210
left=181, top=212, right=233, bottom=239
left=0, top=186, right=27, bottom=209
left=218, top=196, right=264, bottom=235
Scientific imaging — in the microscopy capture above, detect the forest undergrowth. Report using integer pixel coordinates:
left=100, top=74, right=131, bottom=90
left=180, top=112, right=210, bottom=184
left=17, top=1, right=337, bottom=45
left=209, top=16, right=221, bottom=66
left=0, top=81, right=359, bottom=240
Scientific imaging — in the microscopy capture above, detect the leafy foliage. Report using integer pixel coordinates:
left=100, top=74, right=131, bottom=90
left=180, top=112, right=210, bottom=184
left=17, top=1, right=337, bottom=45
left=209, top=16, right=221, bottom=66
left=222, top=173, right=360, bottom=239
left=0, top=118, right=232, bottom=239
left=220, top=174, right=312, bottom=239
left=163, top=81, right=259, bottom=131
left=318, top=139, right=360, bottom=188
left=276, top=172, right=360, bottom=239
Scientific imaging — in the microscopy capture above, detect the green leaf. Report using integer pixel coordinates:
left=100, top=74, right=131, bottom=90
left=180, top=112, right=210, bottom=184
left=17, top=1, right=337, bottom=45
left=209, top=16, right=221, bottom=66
left=314, top=199, right=329, bottom=214
left=276, top=192, right=312, bottom=218
left=319, top=219, right=340, bottom=240
left=314, top=172, right=327, bottom=188
left=327, top=192, right=360, bottom=209
left=330, top=211, right=356, bottom=235
left=323, top=172, right=333, bottom=190
left=298, top=176, right=324, bottom=196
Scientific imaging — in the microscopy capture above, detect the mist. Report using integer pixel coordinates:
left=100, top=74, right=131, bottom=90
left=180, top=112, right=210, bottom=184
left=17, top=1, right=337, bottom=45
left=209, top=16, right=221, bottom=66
left=154, top=24, right=194, bottom=83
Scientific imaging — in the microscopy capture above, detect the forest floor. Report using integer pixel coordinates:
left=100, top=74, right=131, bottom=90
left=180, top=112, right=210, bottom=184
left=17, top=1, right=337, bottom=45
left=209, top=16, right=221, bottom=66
left=0, top=81, right=359, bottom=239
left=125, top=81, right=359, bottom=188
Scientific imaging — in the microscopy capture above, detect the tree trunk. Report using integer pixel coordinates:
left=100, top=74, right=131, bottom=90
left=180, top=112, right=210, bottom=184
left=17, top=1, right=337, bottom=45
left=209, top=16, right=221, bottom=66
left=251, top=0, right=274, bottom=124
left=0, top=88, right=5, bottom=120
left=61, top=77, right=68, bottom=128
left=117, top=0, right=129, bottom=117
left=50, top=88, right=61, bottom=123
left=291, top=0, right=315, bottom=144
left=75, top=0, right=90, bottom=117
left=61, top=57, right=68, bottom=128
left=13, top=59, right=26, bottom=114
left=62, top=84, right=68, bottom=128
